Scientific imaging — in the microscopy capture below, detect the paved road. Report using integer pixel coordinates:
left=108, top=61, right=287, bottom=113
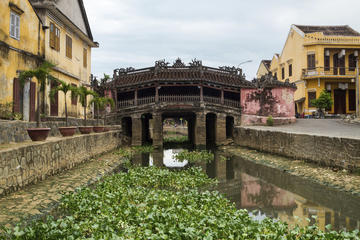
left=244, top=119, right=360, bottom=140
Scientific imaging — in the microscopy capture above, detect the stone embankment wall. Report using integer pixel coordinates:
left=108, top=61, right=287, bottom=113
left=0, top=118, right=104, bottom=144
left=0, top=131, right=122, bottom=196
left=234, top=127, right=360, bottom=170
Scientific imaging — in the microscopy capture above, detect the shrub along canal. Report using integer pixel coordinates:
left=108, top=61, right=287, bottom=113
left=1, top=144, right=360, bottom=239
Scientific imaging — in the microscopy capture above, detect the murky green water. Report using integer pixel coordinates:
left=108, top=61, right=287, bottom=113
left=133, top=147, right=360, bottom=231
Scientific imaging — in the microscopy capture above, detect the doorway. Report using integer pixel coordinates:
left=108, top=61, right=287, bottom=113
left=50, top=81, right=58, bottom=116
left=334, top=89, right=346, bottom=114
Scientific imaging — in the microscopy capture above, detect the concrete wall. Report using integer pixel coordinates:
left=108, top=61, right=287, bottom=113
left=0, top=130, right=122, bottom=196
left=0, top=118, right=103, bottom=144
left=234, top=127, right=360, bottom=170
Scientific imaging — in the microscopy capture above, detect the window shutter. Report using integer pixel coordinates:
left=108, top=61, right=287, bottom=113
left=10, top=14, right=15, bottom=37
left=55, top=28, right=60, bottom=51
left=13, top=78, right=21, bottom=113
left=50, top=23, right=55, bottom=48
left=66, top=35, right=72, bottom=58
left=15, top=15, right=20, bottom=39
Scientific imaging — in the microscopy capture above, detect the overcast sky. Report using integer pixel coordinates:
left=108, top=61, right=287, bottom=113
left=84, top=0, right=360, bottom=80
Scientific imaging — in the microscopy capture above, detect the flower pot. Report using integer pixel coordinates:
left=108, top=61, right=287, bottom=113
left=78, top=126, right=93, bottom=134
left=93, top=126, right=105, bottom=133
left=27, top=128, right=51, bottom=141
left=59, top=127, right=77, bottom=137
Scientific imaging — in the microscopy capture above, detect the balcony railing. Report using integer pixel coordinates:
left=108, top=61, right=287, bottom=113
left=116, top=95, right=240, bottom=109
left=302, top=67, right=359, bottom=78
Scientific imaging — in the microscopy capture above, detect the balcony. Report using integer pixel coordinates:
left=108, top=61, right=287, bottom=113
left=302, top=67, right=359, bottom=79
left=117, top=95, right=241, bottom=109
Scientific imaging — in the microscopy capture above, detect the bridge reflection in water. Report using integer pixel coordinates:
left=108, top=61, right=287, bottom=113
left=132, top=148, right=360, bottom=231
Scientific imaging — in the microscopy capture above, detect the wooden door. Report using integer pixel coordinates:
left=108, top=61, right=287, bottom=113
left=50, top=81, right=58, bottom=116
left=30, top=81, right=36, bottom=121
left=12, top=78, right=22, bottom=114
left=339, top=56, right=345, bottom=75
left=333, top=54, right=339, bottom=75
left=334, top=89, right=346, bottom=114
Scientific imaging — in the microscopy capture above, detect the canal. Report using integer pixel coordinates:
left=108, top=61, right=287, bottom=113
left=132, top=146, right=360, bottom=232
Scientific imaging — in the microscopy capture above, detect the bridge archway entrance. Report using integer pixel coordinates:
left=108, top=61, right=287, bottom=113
left=206, top=113, right=217, bottom=146
left=121, top=117, right=132, bottom=145
left=141, top=113, right=153, bottom=145
left=226, top=116, right=234, bottom=139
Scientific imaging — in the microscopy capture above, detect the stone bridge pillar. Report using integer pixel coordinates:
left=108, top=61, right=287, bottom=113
left=152, top=113, right=163, bottom=148
left=132, top=115, right=142, bottom=146
left=195, top=112, right=206, bottom=148
left=216, top=113, right=227, bottom=145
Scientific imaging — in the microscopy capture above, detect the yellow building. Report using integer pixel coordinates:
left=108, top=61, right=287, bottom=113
left=270, top=25, right=360, bottom=116
left=256, top=60, right=271, bottom=79
left=30, top=0, right=99, bottom=118
left=0, top=0, right=45, bottom=121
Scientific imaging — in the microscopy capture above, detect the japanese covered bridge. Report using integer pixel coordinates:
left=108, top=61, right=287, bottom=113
left=104, top=58, right=296, bottom=148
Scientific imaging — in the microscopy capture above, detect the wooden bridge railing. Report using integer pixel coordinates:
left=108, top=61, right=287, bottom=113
left=117, top=95, right=240, bottom=109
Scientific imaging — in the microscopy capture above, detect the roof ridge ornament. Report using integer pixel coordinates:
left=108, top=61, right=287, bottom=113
left=219, top=66, right=243, bottom=76
left=189, top=58, right=203, bottom=68
left=155, top=59, right=169, bottom=69
left=252, top=73, right=297, bottom=89
left=172, top=58, right=186, bottom=68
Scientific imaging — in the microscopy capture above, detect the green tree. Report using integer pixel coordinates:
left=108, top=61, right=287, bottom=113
left=89, top=94, right=114, bottom=125
left=75, top=86, right=96, bottom=126
left=49, top=80, right=77, bottom=126
left=19, top=61, right=57, bottom=127
left=311, top=90, right=333, bottom=118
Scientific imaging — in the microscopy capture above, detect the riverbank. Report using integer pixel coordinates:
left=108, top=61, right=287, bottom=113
left=222, top=145, right=360, bottom=197
left=0, top=150, right=125, bottom=228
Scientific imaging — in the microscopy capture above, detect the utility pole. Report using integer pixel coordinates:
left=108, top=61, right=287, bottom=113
left=356, top=50, right=360, bottom=118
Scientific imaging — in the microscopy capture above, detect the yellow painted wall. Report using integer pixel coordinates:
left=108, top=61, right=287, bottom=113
left=0, top=0, right=44, bottom=105
left=43, top=15, right=93, bottom=118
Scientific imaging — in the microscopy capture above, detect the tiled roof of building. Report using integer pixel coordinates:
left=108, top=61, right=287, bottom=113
left=107, top=59, right=255, bottom=89
left=294, top=25, right=360, bottom=36
left=262, top=60, right=271, bottom=71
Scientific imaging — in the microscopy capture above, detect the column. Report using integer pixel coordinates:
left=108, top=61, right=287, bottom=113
left=200, top=85, right=204, bottom=102
left=155, top=86, right=159, bottom=103
left=152, top=113, right=163, bottom=149
left=194, top=112, right=206, bottom=148
left=131, top=115, right=142, bottom=146
left=216, top=113, right=226, bottom=145
left=134, top=89, right=138, bottom=106
left=221, top=88, right=224, bottom=104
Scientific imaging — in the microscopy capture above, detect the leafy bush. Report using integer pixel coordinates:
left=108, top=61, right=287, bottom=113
left=311, top=90, right=333, bottom=111
left=175, top=150, right=214, bottom=164
left=1, top=166, right=359, bottom=239
left=266, top=115, right=274, bottom=126
left=0, top=102, right=13, bottom=120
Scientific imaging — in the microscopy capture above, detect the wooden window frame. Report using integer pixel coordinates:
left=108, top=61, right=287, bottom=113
left=50, top=22, right=60, bottom=51
left=288, top=64, right=292, bottom=77
left=307, top=54, right=316, bottom=70
left=10, top=11, right=20, bottom=40
left=324, top=54, right=330, bottom=71
left=66, top=35, right=72, bottom=59
left=308, top=91, right=316, bottom=108
left=349, top=54, right=356, bottom=72
left=281, top=67, right=285, bottom=80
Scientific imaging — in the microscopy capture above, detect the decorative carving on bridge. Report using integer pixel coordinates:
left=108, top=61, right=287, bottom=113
left=113, top=67, right=135, bottom=77
left=155, top=59, right=170, bottom=69
left=219, top=66, right=242, bottom=75
left=252, top=73, right=297, bottom=89
left=189, top=58, right=203, bottom=67
left=172, top=58, right=186, bottom=68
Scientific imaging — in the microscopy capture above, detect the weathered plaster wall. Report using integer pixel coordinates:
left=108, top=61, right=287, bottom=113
left=0, top=130, right=122, bottom=196
left=234, top=127, right=360, bottom=170
left=241, top=87, right=296, bottom=126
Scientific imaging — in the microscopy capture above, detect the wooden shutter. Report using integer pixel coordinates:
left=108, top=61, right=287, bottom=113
left=13, top=78, right=21, bottom=113
left=50, top=22, right=55, bottom=48
left=307, top=54, right=315, bottom=70
left=15, top=14, right=20, bottom=39
left=83, top=48, right=87, bottom=68
left=66, top=35, right=72, bottom=58
left=55, top=27, right=60, bottom=51
left=30, top=81, right=36, bottom=122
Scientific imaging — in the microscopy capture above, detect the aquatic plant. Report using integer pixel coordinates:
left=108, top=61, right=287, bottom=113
left=163, top=135, right=189, bottom=144
left=175, top=150, right=214, bottom=164
left=1, top=166, right=359, bottom=239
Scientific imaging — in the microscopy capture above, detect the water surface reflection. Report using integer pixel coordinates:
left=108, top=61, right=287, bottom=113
left=133, top=148, right=360, bottom=231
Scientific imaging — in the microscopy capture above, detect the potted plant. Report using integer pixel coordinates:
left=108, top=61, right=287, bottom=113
left=311, top=90, right=333, bottom=119
left=19, top=61, right=56, bottom=141
left=89, top=94, right=114, bottom=132
left=49, top=79, right=78, bottom=137
left=75, top=86, right=96, bottom=134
